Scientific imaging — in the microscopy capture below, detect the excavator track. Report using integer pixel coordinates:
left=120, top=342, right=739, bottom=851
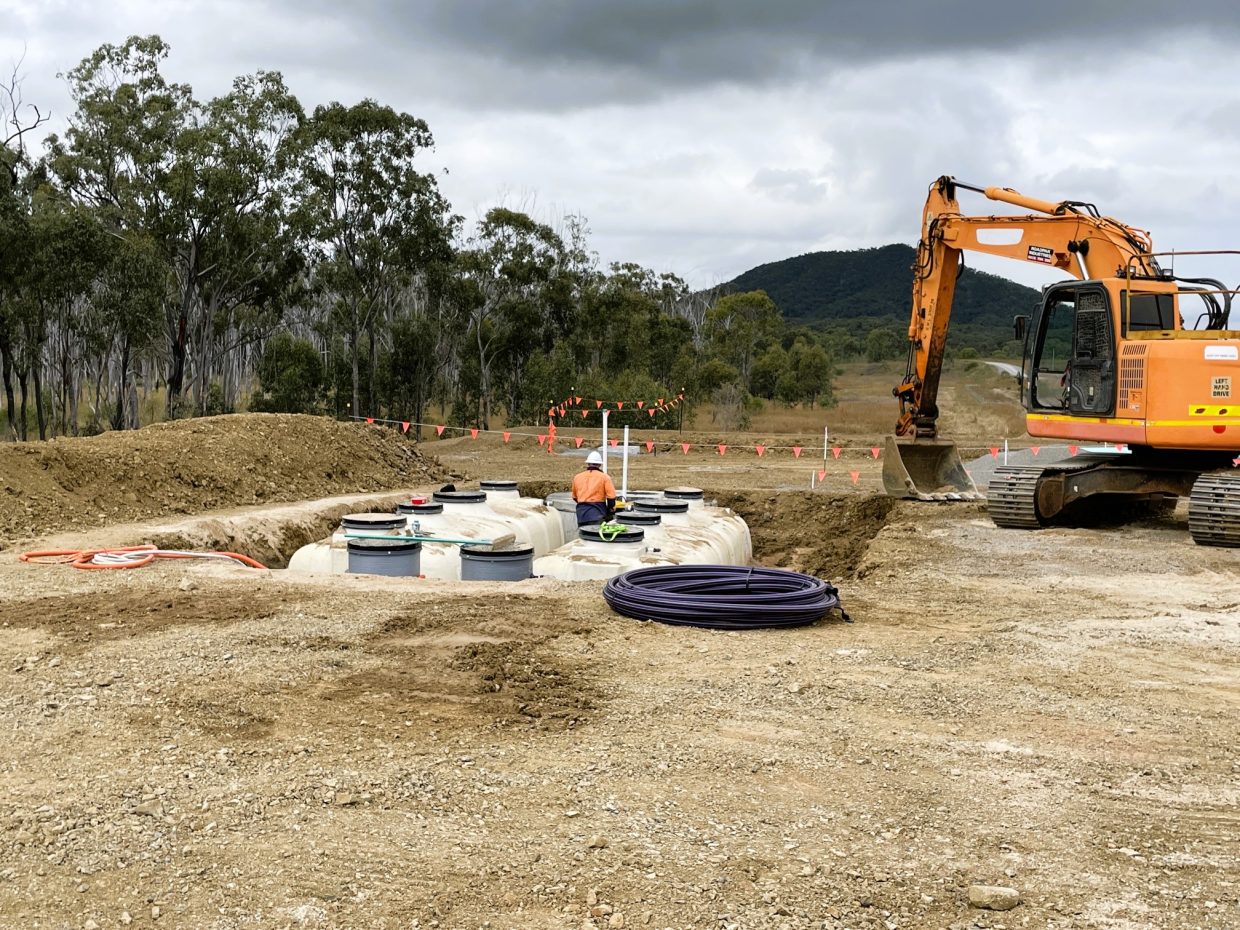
left=986, top=466, right=1044, bottom=529
left=1188, top=472, right=1240, bottom=547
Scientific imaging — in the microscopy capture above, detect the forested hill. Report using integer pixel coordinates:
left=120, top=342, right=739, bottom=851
left=724, top=244, right=1040, bottom=327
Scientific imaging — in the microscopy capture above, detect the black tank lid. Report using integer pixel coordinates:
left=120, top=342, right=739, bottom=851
left=341, top=512, right=408, bottom=530
left=459, top=543, right=535, bottom=558
left=579, top=524, right=646, bottom=544
left=614, top=510, right=661, bottom=526
left=479, top=479, right=519, bottom=492
left=663, top=486, right=704, bottom=500
left=396, top=502, right=444, bottom=515
left=433, top=490, right=489, bottom=504
left=346, top=537, right=421, bottom=553
left=634, top=500, right=689, bottom=514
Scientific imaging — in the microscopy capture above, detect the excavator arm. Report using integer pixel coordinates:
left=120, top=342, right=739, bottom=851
left=893, top=176, right=1154, bottom=438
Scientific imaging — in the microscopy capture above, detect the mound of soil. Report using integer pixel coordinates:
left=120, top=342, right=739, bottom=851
left=0, top=413, right=443, bottom=545
left=717, top=490, right=895, bottom=578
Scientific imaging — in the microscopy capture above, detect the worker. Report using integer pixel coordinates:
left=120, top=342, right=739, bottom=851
left=571, top=451, right=617, bottom=527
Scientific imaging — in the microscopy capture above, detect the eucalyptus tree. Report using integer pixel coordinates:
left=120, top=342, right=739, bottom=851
left=456, top=207, right=564, bottom=429
left=295, top=99, right=456, bottom=418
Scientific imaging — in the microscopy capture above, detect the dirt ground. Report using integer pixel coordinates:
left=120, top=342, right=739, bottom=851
left=0, top=413, right=1237, bottom=930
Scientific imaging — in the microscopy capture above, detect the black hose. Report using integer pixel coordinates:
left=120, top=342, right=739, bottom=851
left=603, top=565, right=849, bottom=630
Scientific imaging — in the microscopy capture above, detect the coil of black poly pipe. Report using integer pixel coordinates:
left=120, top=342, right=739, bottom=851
left=602, top=565, right=849, bottom=630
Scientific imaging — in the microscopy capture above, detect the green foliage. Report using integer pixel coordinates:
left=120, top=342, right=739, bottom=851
left=725, top=244, right=1036, bottom=358
left=865, top=326, right=906, bottom=362
left=252, top=333, right=325, bottom=413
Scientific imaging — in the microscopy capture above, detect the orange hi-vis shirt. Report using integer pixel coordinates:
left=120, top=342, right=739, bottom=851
left=571, top=469, right=616, bottom=504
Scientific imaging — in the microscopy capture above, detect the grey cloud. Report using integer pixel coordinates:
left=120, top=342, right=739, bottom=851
left=292, top=0, right=1240, bottom=109
left=749, top=167, right=830, bottom=204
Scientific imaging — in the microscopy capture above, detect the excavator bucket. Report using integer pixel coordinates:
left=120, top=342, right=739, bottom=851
left=882, top=437, right=983, bottom=501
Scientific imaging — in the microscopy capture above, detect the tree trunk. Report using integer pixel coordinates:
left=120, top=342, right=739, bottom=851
left=32, top=355, right=46, bottom=441
left=16, top=368, right=29, bottom=441
left=0, top=336, right=17, bottom=441
left=113, top=337, right=131, bottom=431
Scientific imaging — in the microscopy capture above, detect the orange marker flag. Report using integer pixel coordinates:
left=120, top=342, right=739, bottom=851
left=401, top=421, right=410, bottom=433
left=658, top=397, right=664, bottom=406
left=576, top=396, right=583, bottom=405
left=637, top=400, right=645, bottom=409
left=831, top=447, right=842, bottom=459
left=537, top=434, right=546, bottom=446
left=850, top=471, right=860, bottom=485
left=755, top=444, right=766, bottom=456
left=793, top=446, right=802, bottom=458
left=503, top=431, right=511, bottom=443
left=595, top=400, right=603, bottom=408
left=817, top=469, right=827, bottom=482
left=580, top=410, right=588, bottom=418
left=1068, top=444, right=1079, bottom=456
left=717, top=444, right=727, bottom=456
left=609, top=438, right=618, bottom=447
left=989, top=447, right=999, bottom=458
left=547, top=408, right=555, bottom=418
left=470, top=428, right=479, bottom=440
left=870, top=446, right=880, bottom=459
left=681, top=442, right=691, bottom=454
left=365, top=417, right=374, bottom=424
left=617, top=401, right=624, bottom=410
left=435, top=424, right=445, bottom=436
left=648, top=408, right=656, bottom=417
left=575, top=437, right=584, bottom=448
left=645, top=440, right=654, bottom=452
left=1031, top=445, right=1040, bottom=455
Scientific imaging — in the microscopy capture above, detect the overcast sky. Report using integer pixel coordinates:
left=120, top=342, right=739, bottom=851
left=7, top=0, right=1240, bottom=290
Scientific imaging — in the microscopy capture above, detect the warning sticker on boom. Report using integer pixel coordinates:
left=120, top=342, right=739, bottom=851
left=1027, top=245, right=1054, bottom=264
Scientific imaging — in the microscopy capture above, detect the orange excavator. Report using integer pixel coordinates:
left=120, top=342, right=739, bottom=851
left=884, top=176, right=1240, bottom=545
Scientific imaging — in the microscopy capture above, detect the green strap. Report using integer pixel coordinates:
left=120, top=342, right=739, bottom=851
left=598, top=522, right=627, bottom=541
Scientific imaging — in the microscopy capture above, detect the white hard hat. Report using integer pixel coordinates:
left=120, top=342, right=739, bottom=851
left=586, top=451, right=603, bottom=466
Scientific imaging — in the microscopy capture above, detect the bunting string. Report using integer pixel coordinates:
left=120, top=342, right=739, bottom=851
left=348, top=416, right=1153, bottom=462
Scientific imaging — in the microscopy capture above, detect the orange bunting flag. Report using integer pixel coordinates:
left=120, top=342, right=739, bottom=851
left=870, top=446, right=881, bottom=459
left=648, top=408, right=656, bottom=417
left=637, top=400, right=645, bottom=409
left=1068, top=444, right=1079, bottom=456
left=401, top=421, right=410, bottom=433
left=1117, top=444, right=1128, bottom=453
left=832, top=447, right=842, bottom=459
left=575, top=396, right=582, bottom=405
left=537, top=434, right=546, bottom=446
left=503, top=431, right=511, bottom=443
left=717, top=444, right=727, bottom=456
left=645, top=440, right=654, bottom=453
left=658, top=397, right=664, bottom=406
left=617, top=402, right=624, bottom=410
left=435, top=424, right=445, bottom=436
left=1030, top=445, right=1040, bottom=456
left=580, top=410, right=587, bottom=418
left=547, top=408, right=555, bottom=418
left=850, top=471, right=860, bottom=485
left=365, top=417, right=374, bottom=424
left=470, top=428, right=479, bottom=440
left=610, top=438, right=619, bottom=447
left=575, top=437, right=584, bottom=448
left=817, top=469, right=827, bottom=482
left=793, top=446, right=802, bottom=458
left=755, top=444, right=766, bottom=457
left=595, top=400, right=602, bottom=408
left=681, top=442, right=691, bottom=454
left=989, top=447, right=999, bottom=458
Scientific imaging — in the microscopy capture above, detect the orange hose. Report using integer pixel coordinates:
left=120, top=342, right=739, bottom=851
left=18, top=545, right=266, bottom=571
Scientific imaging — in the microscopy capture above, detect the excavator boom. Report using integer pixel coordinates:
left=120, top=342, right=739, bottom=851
left=885, top=176, right=1154, bottom=500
